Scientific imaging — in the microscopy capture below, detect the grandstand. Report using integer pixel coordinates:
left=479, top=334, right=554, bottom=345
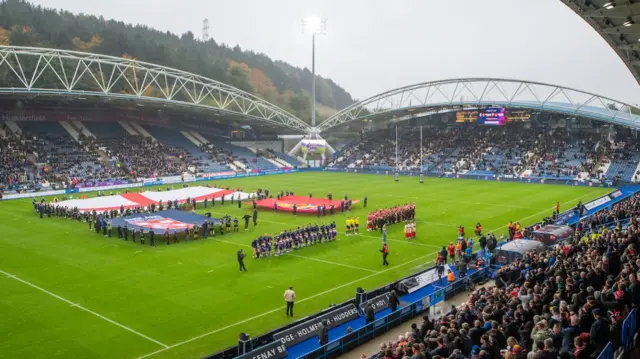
left=1, top=37, right=640, bottom=359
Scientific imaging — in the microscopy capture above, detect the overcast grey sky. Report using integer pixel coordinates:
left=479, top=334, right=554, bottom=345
left=29, top=0, right=640, bottom=105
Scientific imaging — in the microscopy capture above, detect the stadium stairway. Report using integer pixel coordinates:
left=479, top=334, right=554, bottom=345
left=130, top=123, right=156, bottom=141
left=190, top=130, right=209, bottom=144
left=214, top=141, right=278, bottom=171
left=59, top=121, right=81, bottom=142
left=276, top=151, right=301, bottom=166
left=265, top=157, right=284, bottom=168
left=273, top=157, right=291, bottom=167
left=117, top=121, right=139, bottom=135
left=180, top=130, right=202, bottom=146
left=285, top=265, right=476, bottom=358
left=144, top=125, right=227, bottom=172
left=70, top=120, right=96, bottom=139
left=5, top=120, right=22, bottom=137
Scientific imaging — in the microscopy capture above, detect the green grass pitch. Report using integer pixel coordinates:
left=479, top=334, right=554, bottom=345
left=0, top=172, right=611, bottom=359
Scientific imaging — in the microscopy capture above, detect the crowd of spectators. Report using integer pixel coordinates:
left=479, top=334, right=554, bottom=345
left=91, top=135, right=184, bottom=178
left=329, top=124, right=638, bottom=182
left=372, top=194, right=640, bottom=359
left=1, top=122, right=234, bottom=192
left=331, top=126, right=471, bottom=171
left=0, top=125, right=41, bottom=191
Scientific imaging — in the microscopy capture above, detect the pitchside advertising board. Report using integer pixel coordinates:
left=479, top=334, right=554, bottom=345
left=400, top=265, right=451, bottom=294
left=273, top=304, right=359, bottom=347
left=359, top=291, right=391, bottom=313
left=236, top=340, right=287, bottom=359
left=584, top=195, right=612, bottom=211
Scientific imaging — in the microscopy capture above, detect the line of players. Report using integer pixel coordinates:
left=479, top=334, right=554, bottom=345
left=403, top=221, right=416, bottom=239
left=251, top=222, right=338, bottom=258
left=345, top=216, right=360, bottom=236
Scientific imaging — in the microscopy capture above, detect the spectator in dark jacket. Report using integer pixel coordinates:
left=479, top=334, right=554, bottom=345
left=318, top=320, right=329, bottom=345
left=560, top=316, right=580, bottom=354
left=589, top=309, right=610, bottom=353
left=389, top=290, right=399, bottom=312
left=365, top=302, right=375, bottom=324
left=469, top=320, right=486, bottom=346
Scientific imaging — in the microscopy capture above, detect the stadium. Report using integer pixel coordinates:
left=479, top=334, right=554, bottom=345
left=2, top=1, right=640, bottom=359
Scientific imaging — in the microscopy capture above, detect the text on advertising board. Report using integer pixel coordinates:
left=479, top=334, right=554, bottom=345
left=273, top=304, right=359, bottom=347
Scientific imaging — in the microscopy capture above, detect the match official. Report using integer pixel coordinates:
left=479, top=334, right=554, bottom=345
left=380, top=243, right=389, bottom=266
left=284, top=286, right=296, bottom=317
left=238, top=249, right=247, bottom=272
left=243, top=213, right=251, bottom=231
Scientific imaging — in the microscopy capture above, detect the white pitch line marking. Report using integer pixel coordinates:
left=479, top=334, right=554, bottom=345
left=213, top=239, right=377, bottom=273
left=286, top=253, right=379, bottom=273
left=135, top=249, right=440, bottom=359
left=487, top=191, right=598, bottom=233
left=135, top=190, right=603, bottom=359
left=359, top=233, right=442, bottom=249
left=0, top=269, right=168, bottom=348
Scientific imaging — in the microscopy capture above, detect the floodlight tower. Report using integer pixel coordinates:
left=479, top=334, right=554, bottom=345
left=202, top=18, right=210, bottom=42
left=301, top=16, right=326, bottom=131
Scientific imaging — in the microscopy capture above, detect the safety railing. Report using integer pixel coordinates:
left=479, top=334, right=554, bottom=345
left=597, top=342, right=614, bottom=359
left=297, top=267, right=490, bottom=359
left=596, top=309, right=637, bottom=359
left=622, top=309, right=637, bottom=358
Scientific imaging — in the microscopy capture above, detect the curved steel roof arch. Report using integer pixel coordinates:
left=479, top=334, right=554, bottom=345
left=561, top=0, right=640, bottom=87
left=0, top=46, right=311, bottom=132
left=317, top=78, right=640, bottom=131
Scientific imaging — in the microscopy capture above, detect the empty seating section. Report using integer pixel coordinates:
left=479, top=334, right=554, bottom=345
left=275, top=151, right=301, bottom=166
left=216, top=142, right=277, bottom=171
left=197, top=134, right=278, bottom=171
left=605, top=145, right=640, bottom=181
left=83, top=121, right=128, bottom=138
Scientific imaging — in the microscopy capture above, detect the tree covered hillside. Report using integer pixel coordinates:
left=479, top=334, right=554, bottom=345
left=0, top=0, right=355, bottom=123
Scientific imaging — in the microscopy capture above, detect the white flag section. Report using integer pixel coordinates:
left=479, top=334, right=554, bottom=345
left=55, top=186, right=254, bottom=212
left=140, top=187, right=226, bottom=202
left=54, top=195, right=139, bottom=212
left=141, top=187, right=254, bottom=203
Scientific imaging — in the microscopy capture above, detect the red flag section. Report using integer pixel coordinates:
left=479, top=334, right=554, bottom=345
left=255, top=195, right=359, bottom=213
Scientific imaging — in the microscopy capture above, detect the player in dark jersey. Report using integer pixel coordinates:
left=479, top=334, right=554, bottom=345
left=251, top=239, right=258, bottom=258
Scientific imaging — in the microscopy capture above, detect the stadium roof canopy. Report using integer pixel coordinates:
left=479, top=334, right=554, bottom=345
left=561, top=0, right=640, bottom=86
left=0, top=46, right=311, bottom=133
left=316, top=78, right=640, bottom=131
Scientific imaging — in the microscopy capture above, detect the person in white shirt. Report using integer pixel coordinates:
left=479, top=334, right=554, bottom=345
left=284, top=286, right=296, bottom=317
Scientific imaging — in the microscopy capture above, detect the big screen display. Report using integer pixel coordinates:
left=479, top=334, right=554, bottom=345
left=455, top=108, right=530, bottom=124
left=478, top=107, right=506, bottom=125
left=300, top=139, right=326, bottom=154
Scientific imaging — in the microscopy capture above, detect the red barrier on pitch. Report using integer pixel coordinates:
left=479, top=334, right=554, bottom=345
left=254, top=195, right=359, bottom=213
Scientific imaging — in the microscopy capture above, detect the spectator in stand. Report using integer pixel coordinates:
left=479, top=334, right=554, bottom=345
left=366, top=191, right=640, bottom=359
